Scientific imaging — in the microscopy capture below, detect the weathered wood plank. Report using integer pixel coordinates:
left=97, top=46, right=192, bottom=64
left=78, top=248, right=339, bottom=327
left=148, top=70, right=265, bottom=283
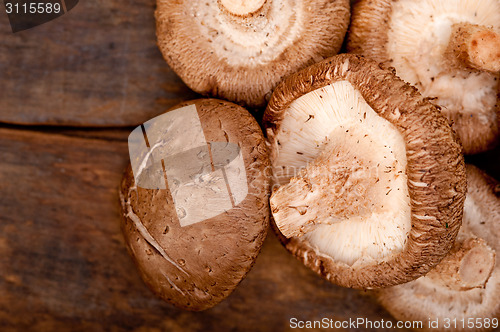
left=0, top=127, right=403, bottom=331
left=0, top=1, right=198, bottom=127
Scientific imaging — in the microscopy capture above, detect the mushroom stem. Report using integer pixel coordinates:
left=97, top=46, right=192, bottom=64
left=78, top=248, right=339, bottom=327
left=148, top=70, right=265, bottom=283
left=445, top=23, right=500, bottom=73
left=425, top=237, right=496, bottom=291
left=219, top=0, right=267, bottom=16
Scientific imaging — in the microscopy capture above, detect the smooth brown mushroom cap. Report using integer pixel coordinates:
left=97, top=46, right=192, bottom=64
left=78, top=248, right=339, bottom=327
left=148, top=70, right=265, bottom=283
left=156, top=0, right=350, bottom=108
left=264, top=54, right=466, bottom=289
left=120, top=99, right=270, bottom=311
left=347, top=0, right=500, bottom=154
left=376, top=165, right=500, bottom=332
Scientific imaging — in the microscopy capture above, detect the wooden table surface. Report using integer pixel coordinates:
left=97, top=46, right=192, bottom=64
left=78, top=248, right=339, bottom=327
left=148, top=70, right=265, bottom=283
left=0, top=1, right=498, bottom=331
left=0, top=0, right=197, bottom=127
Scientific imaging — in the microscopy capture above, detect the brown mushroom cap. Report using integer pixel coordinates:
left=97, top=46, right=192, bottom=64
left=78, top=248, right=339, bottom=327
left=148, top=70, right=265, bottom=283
left=119, top=99, right=270, bottom=311
left=264, top=54, right=466, bottom=289
left=156, top=0, right=350, bottom=108
left=376, top=165, right=500, bottom=332
left=348, top=0, right=500, bottom=154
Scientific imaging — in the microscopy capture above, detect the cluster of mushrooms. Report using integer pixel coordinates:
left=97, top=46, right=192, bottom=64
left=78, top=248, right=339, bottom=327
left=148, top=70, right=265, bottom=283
left=120, top=0, right=500, bottom=330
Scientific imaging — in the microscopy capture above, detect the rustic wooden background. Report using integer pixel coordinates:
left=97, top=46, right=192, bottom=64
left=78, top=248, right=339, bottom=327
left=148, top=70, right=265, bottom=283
left=0, top=1, right=498, bottom=331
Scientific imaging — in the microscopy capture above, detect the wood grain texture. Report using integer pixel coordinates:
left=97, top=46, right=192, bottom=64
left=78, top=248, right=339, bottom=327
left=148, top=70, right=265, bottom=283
left=0, top=0, right=198, bottom=127
left=0, top=127, right=405, bottom=332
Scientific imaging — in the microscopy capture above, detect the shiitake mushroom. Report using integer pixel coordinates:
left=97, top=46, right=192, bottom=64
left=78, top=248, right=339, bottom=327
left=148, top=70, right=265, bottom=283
left=348, top=0, right=500, bottom=154
left=376, top=165, right=500, bottom=332
left=264, top=54, right=467, bottom=289
left=119, top=99, right=270, bottom=311
left=155, top=0, right=350, bottom=108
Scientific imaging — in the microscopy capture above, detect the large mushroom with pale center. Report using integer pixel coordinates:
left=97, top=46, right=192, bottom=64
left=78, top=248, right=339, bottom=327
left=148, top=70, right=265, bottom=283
left=155, top=0, right=350, bottom=108
left=264, top=54, right=466, bottom=289
left=376, top=165, right=500, bottom=331
left=348, top=0, right=500, bottom=154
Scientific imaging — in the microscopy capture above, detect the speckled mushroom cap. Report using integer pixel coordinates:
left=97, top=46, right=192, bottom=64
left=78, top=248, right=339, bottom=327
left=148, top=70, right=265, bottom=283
left=119, top=99, right=270, bottom=311
left=155, top=0, right=350, bottom=108
left=264, top=54, right=466, bottom=289
left=348, top=0, right=500, bottom=154
left=376, top=165, right=500, bottom=332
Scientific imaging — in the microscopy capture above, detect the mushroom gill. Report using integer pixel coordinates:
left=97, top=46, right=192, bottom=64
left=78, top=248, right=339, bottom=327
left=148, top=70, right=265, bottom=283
left=270, top=81, right=410, bottom=266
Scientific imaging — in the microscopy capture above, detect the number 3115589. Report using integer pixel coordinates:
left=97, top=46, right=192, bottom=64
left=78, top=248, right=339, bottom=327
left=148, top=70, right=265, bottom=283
left=5, top=2, right=62, bottom=14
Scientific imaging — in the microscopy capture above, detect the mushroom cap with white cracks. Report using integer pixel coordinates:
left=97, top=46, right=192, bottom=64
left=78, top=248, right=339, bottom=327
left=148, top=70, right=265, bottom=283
left=119, top=99, right=270, bottom=311
left=376, top=165, right=500, bottom=332
left=155, top=0, right=350, bottom=108
left=263, top=54, right=466, bottom=289
left=347, top=0, right=500, bottom=154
